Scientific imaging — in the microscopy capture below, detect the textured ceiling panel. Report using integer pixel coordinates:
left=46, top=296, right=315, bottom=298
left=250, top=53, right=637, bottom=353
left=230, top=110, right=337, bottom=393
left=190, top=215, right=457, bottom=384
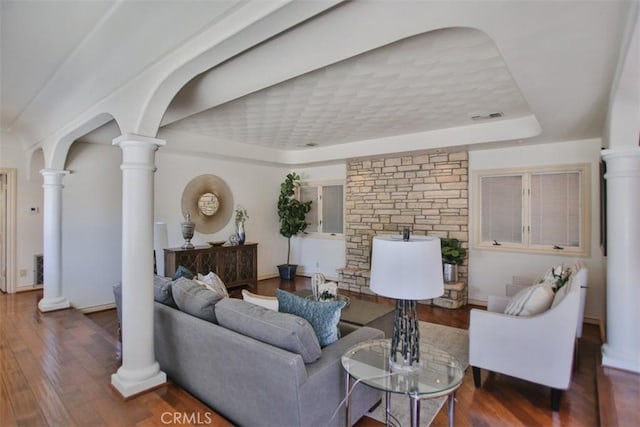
left=166, top=27, right=531, bottom=149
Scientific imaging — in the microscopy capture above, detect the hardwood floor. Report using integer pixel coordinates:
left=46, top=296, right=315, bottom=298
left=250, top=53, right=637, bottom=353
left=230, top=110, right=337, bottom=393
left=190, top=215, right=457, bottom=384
left=2, top=278, right=637, bottom=426
left=0, top=290, right=231, bottom=427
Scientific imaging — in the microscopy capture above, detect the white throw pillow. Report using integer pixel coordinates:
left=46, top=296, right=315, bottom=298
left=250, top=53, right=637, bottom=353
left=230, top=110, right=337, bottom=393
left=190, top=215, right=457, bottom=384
left=242, top=290, right=279, bottom=311
left=504, top=283, right=555, bottom=316
left=197, top=271, right=228, bottom=298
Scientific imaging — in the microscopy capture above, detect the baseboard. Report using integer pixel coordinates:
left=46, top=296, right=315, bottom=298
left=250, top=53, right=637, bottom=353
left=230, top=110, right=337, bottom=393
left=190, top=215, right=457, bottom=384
left=79, top=302, right=116, bottom=314
left=467, top=298, right=487, bottom=307
left=296, top=272, right=340, bottom=282
left=15, top=284, right=43, bottom=293
left=258, top=273, right=280, bottom=281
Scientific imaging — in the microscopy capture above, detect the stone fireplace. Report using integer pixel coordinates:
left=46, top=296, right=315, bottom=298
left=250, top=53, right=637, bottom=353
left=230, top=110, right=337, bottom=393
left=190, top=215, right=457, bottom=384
left=338, top=151, right=469, bottom=308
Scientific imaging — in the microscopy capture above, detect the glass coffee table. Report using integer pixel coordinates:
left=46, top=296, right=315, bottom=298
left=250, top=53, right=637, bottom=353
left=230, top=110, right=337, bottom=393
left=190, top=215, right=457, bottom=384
left=342, top=339, right=464, bottom=427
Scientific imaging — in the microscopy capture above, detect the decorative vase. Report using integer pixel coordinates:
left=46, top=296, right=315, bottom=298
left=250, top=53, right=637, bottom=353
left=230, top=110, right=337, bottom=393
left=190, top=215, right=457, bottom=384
left=181, top=213, right=195, bottom=249
left=443, top=263, right=458, bottom=283
left=311, top=273, right=325, bottom=299
left=236, top=221, right=246, bottom=245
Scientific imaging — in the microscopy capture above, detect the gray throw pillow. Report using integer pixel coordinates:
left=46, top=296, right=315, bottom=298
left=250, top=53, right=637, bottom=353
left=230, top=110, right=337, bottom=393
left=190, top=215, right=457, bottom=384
left=215, top=298, right=321, bottom=363
left=277, top=289, right=346, bottom=347
left=172, top=265, right=194, bottom=280
left=172, top=277, right=225, bottom=323
left=153, top=275, right=176, bottom=307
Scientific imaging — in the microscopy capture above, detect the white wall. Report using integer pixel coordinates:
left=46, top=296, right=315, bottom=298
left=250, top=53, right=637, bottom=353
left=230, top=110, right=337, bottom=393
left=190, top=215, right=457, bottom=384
left=468, top=138, right=606, bottom=323
left=0, top=132, right=45, bottom=290
left=62, top=142, right=122, bottom=309
left=2, top=136, right=290, bottom=308
left=154, top=150, right=287, bottom=280
left=291, top=162, right=346, bottom=280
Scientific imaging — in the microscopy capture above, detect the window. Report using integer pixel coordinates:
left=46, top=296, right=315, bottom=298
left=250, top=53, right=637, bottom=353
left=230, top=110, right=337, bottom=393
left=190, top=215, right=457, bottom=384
left=299, top=181, right=344, bottom=236
left=474, top=164, right=590, bottom=255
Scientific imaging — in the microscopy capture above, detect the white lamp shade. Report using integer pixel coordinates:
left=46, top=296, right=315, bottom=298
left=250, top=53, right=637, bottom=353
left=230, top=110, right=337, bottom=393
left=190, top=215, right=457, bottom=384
left=154, top=222, right=168, bottom=276
left=369, top=235, right=444, bottom=300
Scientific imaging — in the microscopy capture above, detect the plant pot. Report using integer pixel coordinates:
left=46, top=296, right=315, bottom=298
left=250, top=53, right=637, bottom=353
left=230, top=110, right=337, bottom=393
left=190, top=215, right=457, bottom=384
left=278, top=264, right=298, bottom=280
left=443, top=263, right=458, bottom=283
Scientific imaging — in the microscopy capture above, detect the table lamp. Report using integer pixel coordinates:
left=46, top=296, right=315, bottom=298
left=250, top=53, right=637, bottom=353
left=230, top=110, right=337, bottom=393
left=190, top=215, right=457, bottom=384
left=369, top=229, right=444, bottom=371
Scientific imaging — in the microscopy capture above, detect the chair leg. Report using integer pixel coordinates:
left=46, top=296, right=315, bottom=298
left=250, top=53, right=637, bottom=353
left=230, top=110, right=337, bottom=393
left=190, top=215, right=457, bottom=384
left=550, top=388, right=562, bottom=411
left=472, top=366, right=482, bottom=388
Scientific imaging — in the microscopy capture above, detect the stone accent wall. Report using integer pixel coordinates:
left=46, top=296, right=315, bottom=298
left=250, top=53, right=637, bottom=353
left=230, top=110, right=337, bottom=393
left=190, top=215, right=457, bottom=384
left=338, top=151, right=468, bottom=307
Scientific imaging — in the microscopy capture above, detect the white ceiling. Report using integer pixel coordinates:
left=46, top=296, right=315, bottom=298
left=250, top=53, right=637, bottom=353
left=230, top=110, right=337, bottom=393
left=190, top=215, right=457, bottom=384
left=166, top=27, right=530, bottom=150
left=0, top=0, right=636, bottom=164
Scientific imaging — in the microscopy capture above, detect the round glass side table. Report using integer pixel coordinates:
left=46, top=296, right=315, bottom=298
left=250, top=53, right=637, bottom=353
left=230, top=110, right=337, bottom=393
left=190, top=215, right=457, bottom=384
left=341, top=339, right=464, bottom=427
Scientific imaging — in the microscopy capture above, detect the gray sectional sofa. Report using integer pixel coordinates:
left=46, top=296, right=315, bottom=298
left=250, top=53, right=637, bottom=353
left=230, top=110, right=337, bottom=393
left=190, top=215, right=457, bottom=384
left=114, top=281, right=383, bottom=426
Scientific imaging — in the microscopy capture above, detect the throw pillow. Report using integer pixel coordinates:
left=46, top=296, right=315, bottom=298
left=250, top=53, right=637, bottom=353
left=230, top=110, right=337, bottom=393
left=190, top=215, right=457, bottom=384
left=242, top=289, right=279, bottom=311
left=172, top=277, right=225, bottom=323
left=215, top=298, right=321, bottom=363
left=276, top=289, right=346, bottom=347
left=504, top=283, right=555, bottom=316
left=197, top=271, right=228, bottom=298
left=172, top=265, right=194, bottom=281
left=153, top=275, right=176, bottom=307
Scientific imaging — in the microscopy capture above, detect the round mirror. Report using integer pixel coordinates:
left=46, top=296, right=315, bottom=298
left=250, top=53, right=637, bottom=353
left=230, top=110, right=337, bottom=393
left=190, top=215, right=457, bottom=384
left=198, top=192, right=220, bottom=216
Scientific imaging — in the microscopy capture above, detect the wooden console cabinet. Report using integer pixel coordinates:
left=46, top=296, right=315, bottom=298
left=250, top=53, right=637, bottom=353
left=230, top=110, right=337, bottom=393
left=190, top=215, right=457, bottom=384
left=164, top=243, right=258, bottom=290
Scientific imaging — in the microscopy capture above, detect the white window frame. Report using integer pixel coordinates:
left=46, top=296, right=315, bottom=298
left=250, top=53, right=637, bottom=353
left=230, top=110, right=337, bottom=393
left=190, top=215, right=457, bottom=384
left=298, top=180, right=345, bottom=239
left=473, top=163, right=591, bottom=256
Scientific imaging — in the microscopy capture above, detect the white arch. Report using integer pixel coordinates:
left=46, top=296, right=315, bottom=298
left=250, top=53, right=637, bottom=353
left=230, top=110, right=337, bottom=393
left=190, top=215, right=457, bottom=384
left=133, top=1, right=340, bottom=136
left=47, top=112, right=120, bottom=170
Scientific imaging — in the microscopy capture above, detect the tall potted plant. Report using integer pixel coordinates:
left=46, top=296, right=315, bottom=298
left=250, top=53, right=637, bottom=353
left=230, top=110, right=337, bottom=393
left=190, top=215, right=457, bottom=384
left=277, top=172, right=312, bottom=280
left=441, top=238, right=466, bottom=282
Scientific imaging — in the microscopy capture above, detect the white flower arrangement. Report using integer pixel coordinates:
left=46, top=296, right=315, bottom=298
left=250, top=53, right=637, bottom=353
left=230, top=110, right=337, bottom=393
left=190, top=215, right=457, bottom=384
left=235, top=205, right=249, bottom=226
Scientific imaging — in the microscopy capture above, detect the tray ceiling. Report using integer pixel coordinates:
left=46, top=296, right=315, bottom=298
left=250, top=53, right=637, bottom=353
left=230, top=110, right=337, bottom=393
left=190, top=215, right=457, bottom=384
left=166, top=27, right=530, bottom=150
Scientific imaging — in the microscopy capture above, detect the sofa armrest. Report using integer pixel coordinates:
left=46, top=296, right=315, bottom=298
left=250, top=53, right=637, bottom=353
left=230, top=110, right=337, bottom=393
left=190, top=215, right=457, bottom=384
left=307, top=326, right=384, bottom=375
left=469, top=287, right=580, bottom=390
left=301, top=326, right=384, bottom=426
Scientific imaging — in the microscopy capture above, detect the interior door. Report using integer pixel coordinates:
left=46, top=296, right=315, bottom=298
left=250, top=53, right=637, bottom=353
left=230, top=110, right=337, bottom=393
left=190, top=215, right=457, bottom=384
left=0, top=174, right=6, bottom=292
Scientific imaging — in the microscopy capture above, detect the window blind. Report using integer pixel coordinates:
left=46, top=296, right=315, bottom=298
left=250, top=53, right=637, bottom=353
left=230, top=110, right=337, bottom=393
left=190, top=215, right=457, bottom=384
left=481, top=175, right=522, bottom=244
left=530, top=172, right=580, bottom=246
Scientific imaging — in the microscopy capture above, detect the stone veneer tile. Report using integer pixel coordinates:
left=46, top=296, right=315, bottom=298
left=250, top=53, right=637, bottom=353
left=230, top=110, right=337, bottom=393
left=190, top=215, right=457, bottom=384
left=340, top=150, right=469, bottom=309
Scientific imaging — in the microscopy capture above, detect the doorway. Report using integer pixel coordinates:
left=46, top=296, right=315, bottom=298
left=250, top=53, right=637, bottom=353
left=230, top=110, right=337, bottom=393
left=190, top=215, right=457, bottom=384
left=0, top=173, right=6, bottom=292
left=0, top=169, right=17, bottom=293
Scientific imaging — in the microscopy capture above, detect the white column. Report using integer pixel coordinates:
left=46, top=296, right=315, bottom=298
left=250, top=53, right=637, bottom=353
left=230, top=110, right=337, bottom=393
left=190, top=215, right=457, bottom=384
left=111, top=134, right=167, bottom=397
left=38, top=169, right=70, bottom=312
left=601, top=147, right=640, bottom=373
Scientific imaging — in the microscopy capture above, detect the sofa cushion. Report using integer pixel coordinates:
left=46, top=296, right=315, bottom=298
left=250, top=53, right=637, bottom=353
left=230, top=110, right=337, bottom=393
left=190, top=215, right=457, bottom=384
left=215, top=298, right=321, bottom=363
left=172, top=265, right=194, bottom=280
left=242, top=289, right=279, bottom=311
left=277, top=289, right=346, bottom=347
left=172, top=277, right=225, bottom=323
left=197, top=271, right=228, bottom=297
left=154, top=275, right=176, bottom=307
left=504, top=283, right=555, bottom=316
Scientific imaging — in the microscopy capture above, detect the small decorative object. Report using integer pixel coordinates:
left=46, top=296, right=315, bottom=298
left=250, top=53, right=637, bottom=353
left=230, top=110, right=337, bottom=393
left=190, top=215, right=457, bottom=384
left=369, top=231, right=444, bottom=371
left=318, top=281, right=338, bottom=299
left=234, top=205, right=249, bottom=245
left=228, top=234, right=239, bottom=246
left=440, top=238, right=467, bottom=282
left=311, top=273, right=326, bottom=299
left=402, top=226, right=410, bottom=241
left=276, top=172, right=312, bottom=280
left=181, top=213, right=195, bottom=249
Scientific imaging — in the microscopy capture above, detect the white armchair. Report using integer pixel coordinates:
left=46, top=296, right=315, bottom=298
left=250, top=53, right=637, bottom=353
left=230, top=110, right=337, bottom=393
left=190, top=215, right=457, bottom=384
left=469, top=267, right=587, bottom=411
